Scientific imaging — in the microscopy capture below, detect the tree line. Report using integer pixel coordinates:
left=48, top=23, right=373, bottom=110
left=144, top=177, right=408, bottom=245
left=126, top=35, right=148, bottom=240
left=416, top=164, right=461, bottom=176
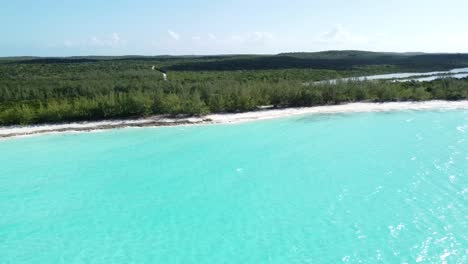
left=1, top=77, right=467, bottom=125
left=0, top=59, right=467, bottom=125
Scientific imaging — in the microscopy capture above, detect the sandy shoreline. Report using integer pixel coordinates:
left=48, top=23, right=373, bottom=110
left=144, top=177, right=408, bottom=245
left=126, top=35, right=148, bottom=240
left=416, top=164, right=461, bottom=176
left=1, top=100, right=467, bottom=139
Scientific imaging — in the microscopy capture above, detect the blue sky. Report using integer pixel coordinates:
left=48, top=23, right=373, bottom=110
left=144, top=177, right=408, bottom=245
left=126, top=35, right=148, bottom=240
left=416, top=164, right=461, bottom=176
left=1, top=0, right=468, bottom=56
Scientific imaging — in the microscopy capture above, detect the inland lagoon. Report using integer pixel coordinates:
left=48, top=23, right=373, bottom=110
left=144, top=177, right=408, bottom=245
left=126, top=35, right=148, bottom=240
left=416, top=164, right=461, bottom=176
left=1, top=107, right=467, bottom=263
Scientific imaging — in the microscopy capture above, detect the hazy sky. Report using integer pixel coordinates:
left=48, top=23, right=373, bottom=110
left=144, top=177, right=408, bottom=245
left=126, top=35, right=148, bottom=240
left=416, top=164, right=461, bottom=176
left=1, top=0, right=468, bottom=56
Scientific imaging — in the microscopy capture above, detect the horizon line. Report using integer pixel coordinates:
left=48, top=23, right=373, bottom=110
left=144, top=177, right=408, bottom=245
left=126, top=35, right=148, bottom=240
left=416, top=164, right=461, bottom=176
left=2, top=50, right=459, bottom=59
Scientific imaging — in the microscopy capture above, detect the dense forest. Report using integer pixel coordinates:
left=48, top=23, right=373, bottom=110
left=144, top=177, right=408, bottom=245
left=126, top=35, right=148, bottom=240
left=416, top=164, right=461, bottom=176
left=1, top=51, right=468, bottom=125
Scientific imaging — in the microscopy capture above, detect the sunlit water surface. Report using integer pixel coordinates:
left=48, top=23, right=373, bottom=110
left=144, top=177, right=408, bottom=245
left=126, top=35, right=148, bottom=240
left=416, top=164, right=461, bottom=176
left=313, top=67, right=468, bottom=84
left=1, top=110, right=467, bottom=263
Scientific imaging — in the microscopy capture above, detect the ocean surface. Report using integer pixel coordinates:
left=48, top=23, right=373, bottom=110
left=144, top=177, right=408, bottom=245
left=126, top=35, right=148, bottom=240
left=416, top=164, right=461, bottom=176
left=1, top=110, right=467, bottom=263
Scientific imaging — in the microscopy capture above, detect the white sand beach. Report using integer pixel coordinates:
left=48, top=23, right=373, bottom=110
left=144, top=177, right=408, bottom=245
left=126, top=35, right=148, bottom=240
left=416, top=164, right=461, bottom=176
left=1, top=100, right=467, bottom=139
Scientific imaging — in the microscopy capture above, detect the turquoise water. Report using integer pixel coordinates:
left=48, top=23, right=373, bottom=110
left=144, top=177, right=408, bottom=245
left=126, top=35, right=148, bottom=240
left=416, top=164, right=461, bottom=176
left=1, top=110, right=467, bottom=263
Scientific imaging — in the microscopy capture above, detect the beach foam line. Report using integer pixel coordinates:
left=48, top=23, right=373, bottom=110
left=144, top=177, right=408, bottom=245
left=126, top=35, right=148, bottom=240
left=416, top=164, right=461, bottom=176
left=1, top=100, right=467, bottom=139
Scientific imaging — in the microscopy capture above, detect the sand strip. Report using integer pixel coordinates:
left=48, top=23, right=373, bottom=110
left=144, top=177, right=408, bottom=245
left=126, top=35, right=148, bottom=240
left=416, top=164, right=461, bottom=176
left=1, top=101, right=467, bottom=139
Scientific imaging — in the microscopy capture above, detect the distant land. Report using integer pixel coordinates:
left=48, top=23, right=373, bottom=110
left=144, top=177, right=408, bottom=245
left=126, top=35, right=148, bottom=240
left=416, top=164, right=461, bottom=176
left=3, top=50, right=468, bottom=72
left=1, top=50, right=468, bottom=126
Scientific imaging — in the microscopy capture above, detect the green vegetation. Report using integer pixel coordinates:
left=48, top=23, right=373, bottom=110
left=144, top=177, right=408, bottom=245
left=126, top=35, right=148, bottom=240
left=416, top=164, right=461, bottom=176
left=1, top=51, right=468, bottom=125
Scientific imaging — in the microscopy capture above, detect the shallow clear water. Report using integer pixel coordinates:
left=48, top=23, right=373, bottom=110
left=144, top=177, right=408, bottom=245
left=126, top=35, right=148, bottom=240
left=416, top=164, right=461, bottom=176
left=1, top=110, right=467, bottom=263
left=314, top=67, right=468, bottom=84
left=396, top=73, right=468, bottom=83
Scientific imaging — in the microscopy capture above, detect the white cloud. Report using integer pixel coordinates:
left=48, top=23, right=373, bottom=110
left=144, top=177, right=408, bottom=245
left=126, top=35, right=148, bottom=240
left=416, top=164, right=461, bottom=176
left=251, top=32, right=273, bottom=42
left=318, top=24, right=368, bottom=45
left=111, top=33, right=121, bottom=45
left=168, top=30, right=180, bottom=40
left=208, top=33, right=216, bottom=40
left=149, top=31, right=276, bottom=55
left=90, top=36, right=104, bottom=46
left=88, top=33, right=123, bottom=47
